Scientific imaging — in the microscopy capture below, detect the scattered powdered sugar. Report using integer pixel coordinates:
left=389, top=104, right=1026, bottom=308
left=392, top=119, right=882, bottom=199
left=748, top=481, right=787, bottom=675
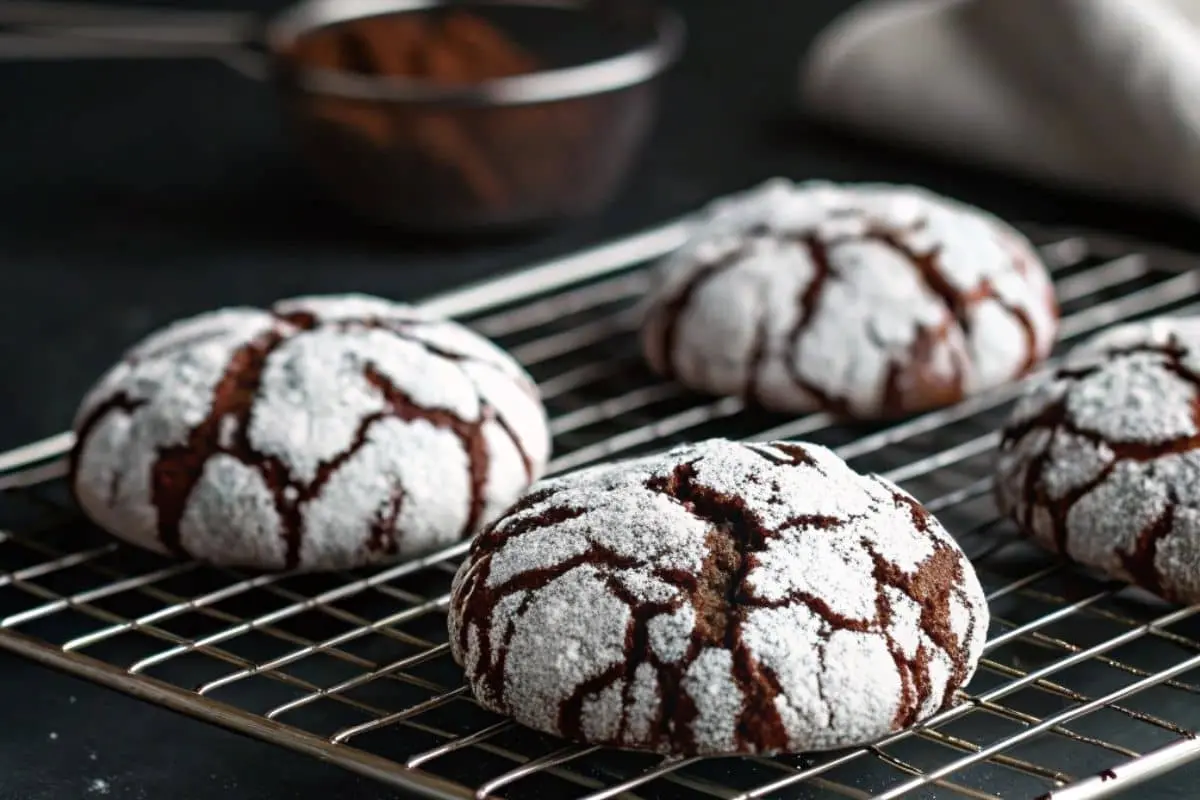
left=996, top=317, right=1200, bottom=603
left=613, top=569, right=677, bottom=605
left=450, top=438, right=989, bottom=755
left=640, top=179, right=1058, bottom=418
left=73, top=386, right=190, bottom=557
left=73, top=308, right=282, bottom=435
left=919, top=649, right=955, bottom=719
left=71, top=294, right=550, bottom=572
left=786, top=239, right=956, bottom=412
left=664, top=247, right=784, bottom=399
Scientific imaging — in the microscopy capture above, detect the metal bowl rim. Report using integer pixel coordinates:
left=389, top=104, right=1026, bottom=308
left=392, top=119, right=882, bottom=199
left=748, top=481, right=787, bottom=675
left=267, top=0, right=685, bottom=106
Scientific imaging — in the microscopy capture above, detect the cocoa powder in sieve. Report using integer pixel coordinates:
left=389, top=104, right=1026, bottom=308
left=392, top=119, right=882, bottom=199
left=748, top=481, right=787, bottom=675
left=288, top=11, right=587, bottom=219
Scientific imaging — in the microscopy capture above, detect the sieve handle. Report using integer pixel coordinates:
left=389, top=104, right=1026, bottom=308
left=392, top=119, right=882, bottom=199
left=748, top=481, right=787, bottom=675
left=0, top=2, right=268, bottom=77
left=0, top=1, right=255, bottom=34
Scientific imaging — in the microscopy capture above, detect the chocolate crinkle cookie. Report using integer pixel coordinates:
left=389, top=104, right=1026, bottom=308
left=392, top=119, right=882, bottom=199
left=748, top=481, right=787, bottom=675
left=996, top=317, right=1200, bottom=604
left=70, top=294, right=550, bottom=572
left=449, top=438, right=988, bottom=755
left=641, top=179, right=1058, bottom=419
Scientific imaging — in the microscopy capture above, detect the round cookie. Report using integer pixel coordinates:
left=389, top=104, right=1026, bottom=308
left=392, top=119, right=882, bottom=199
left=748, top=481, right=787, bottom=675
left=449, top=438, right=988, bottom=755
left=640, top=179, right=1058, bottom=418
left=70, top=294, right=551, bottom=571
left=996, top=317, right=1200, bottom=603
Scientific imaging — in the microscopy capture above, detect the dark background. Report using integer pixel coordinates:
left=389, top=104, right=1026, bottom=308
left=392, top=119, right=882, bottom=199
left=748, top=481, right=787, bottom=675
left=2, top=0, right=1199, bottom=797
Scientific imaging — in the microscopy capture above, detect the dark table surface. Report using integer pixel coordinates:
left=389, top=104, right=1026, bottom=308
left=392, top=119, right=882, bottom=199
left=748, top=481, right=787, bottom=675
left=3, top=0, right=1200, bottom=797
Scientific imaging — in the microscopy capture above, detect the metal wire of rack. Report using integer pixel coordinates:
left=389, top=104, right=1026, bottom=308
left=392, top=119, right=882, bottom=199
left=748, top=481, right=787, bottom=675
left=2, top=218, right=1200, bottom=800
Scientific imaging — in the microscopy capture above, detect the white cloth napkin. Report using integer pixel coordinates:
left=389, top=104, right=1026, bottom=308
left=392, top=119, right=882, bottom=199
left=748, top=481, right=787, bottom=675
left=801, top=0, right=1200, bottom=215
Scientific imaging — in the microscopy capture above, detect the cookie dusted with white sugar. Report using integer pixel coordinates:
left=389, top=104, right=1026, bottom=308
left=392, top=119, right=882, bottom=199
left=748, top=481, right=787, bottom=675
left=449, top=438, right=988, bottom=755
left=996, top=317, right=1200, bottom=604
left=70, top=294, right=550, bottom=571
left=641, top=179, right=1058, bottom=419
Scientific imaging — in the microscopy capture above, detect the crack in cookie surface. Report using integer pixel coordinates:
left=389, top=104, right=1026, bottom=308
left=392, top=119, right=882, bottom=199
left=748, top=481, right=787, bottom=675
left=449, top=438, right=989, bottom=756
left=150, top=327, right=290, bottom=560
left=781, top=234, right=850, bottom=415
left=648, top=243, right=752, bottom=382
left=996, top=320, right=1200, bottom=603
left=639, top=180, right=1058, bottom=419
left=644, top=459, right=789, bottom=751
left=70, top=295, right=550, bottom=571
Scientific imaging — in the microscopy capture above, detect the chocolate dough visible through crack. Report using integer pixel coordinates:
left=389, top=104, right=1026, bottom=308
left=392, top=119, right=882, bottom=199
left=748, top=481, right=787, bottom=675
left=745, top=441, right=819, bottom=468
left=453, top=455, right=792, bottom=753
left=863, top=226, right=972, bottom=408
left=880, top=319, right=966, bottom=413
left=123, top=326, right=252, bottom=367
left=70, top=391, right=148, bottom=505
left=1000, top=345, right=1200, bottom=585
left=363, top=363, right=491, bottom=539
left=783, top=222, right=973, bottom=416
left=450, top=504, right=596, bottom=698
left=864, top=538, right=971, bottom=724
left=743, top=295, right=771, bottom=407
left=654, top=245, right=752, bottom=381
left=453, top=538, right=641, bottom=711
left=457, top=444, right=976, bottom=754
left=280, top=309, right=540, bottom=480
left=781, top=234, right=850, bottom=415
left=643, top=459, right=791, bottom=752
left=1120, top=498, right=1176, bottom=598
left=868, top=222, right=1041, bottom=385
left=744, top=483, right=970, bottom=729
left=654, top=212, right=1046, bottom=415
left=82, top=314, right=517, bottom=569
left=150, top=328, right=289, bottom=560
left=367, top=486, right=405, bottom=556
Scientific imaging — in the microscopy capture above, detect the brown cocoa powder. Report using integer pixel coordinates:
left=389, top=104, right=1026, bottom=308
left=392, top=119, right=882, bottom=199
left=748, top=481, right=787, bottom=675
left=288, top=11, right=585, bottom=218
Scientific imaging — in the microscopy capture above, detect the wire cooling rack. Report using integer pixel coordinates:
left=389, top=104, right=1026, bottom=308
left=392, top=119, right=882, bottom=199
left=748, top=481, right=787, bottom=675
left=2, top=217, right=1200, bottom=800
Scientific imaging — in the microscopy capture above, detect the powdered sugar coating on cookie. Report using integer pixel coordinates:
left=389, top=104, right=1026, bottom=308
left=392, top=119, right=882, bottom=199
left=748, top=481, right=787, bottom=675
left=996, top=317, right=1200, bottom=602
left=71, top=294, right=551, bottom=571
left=640, top=179, right=1058, bottom=418
left=449, top=438, right=988, bottom=755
